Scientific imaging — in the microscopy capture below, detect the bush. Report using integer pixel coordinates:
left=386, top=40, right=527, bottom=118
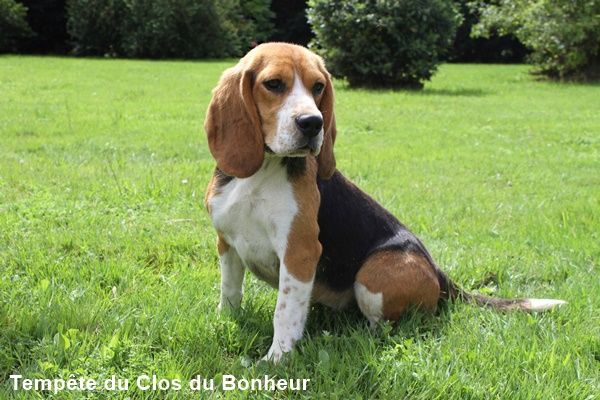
left=121, top=0, right=232, bottom=58
left=307, top=0, right=462, bottom=88
left=67, top=0, right=273, bottom=58
left=472, top=0, right=600, bottom=80
left=0, top=0, right=33, bottom=52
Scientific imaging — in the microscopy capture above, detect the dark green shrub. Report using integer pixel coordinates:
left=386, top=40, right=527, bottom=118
left=307, top=0, right=462, bottom=88
left=67, top=0, right=274, bottom=58
left=121, top=0, right=230, bottom=58
left=472, top=0, right=600, bottom=80
left=215, top=0, right=274, bottom=55
left=0, top=0, right=33, bottom=52
left=66, top=0, right=128, bottom=56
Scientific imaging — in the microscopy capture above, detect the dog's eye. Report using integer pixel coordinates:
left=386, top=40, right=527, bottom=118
left=312, top=82, right=325, bottom=96
left=263, top=79, right=285, bottom=93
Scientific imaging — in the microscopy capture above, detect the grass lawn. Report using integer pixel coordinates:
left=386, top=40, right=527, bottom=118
left=1, top=56, right=599, bottom=399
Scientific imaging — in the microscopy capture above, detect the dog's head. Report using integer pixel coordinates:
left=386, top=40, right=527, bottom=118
left=205, top=43, right=336, bottom=179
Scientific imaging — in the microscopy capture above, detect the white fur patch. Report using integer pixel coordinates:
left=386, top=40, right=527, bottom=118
left=354, top=283, right=383, bottom=329
left=268, top=72, right=323, bottom=155
left=210, top=158, right=298, bottom=288
left=522, top=298, right=567, bottom=311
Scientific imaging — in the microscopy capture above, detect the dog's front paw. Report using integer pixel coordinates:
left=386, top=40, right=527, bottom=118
left=217, top=302, right=228, bottom=313
left=261, top=349, right=284, bottom=364
left=261, top=341, right=291, bottom=364
left=218, top=297, right=241, bottom=314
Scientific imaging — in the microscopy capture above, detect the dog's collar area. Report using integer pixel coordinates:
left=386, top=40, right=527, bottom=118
left=214, top=167, right=235, bottom=185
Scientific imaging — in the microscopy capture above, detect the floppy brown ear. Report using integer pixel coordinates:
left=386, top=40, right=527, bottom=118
left=316, top=66, right=337, bottom=179
left=204, top=64, right=264, bottom=178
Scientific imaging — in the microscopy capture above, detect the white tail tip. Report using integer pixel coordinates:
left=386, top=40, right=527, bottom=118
left=522, top=298, right=567, bottom=311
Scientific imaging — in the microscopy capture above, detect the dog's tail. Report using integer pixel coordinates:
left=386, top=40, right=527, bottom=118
left=436, top=269, right=566, bottom=311
left=410, top=236, right=566, bottom=311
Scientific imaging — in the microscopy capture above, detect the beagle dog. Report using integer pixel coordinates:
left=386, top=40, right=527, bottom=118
left=204, top=43, right=565, bottom=362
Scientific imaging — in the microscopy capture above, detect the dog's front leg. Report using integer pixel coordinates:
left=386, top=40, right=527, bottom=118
left=264, top=262, right=315, bottom=363
left=217, top=241, right=245, bottom=311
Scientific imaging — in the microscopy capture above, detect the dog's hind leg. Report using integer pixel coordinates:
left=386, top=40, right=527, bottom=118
left=354, top=250, right=441, bottom=328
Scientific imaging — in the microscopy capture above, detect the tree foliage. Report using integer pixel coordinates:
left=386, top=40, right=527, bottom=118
left=472, top=0, right=600, bottom=79
left=452, top=0, right=528, bottom=62
left=0, top=0, right=33, bottom=52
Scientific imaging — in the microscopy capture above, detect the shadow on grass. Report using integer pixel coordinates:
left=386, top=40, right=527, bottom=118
left=417, top=87, right=490, bottom=97
left=306, top=300, right=457, bottom=339
left=338, top=83, right=490, bottom=97
left=227, top=297, right=457, bottom=359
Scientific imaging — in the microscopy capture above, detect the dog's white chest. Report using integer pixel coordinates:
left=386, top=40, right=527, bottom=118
left=209, top=160, right=298, bottom=286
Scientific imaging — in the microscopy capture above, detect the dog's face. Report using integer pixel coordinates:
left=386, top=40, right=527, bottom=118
left=205, top=43, right=336, bottom=179
left=252, top=49, right=326, bottom=156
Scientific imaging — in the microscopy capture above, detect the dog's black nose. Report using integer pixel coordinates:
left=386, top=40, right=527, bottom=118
left=295, top=114, right=323, bottom=138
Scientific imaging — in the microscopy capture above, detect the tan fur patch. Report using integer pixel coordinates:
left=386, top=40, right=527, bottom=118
left=283, top=157, right=322, bottom=282
left=204, top=174, right=217, bottom=215
left=217, top=232, right=229, bottom=256
left=356, top=251, right=440, bottom=319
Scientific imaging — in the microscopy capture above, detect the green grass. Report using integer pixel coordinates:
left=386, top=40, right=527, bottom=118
left=1, top=56, right=599, bottom=399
